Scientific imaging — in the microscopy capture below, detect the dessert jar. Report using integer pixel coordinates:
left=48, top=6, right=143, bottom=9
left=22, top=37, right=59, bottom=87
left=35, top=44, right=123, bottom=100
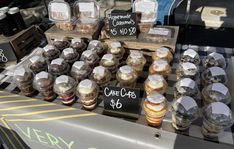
left=14, top=67, right=35, bottom=97
left=52, top=38, right=70, bottom=51
left=202, top=102, right=233, bottom=138
left=201, top=66, right=227, bottom=86
left=126, top=52, right=146, bottom=76
left=54, top=75, right=77, bottom=105
left=87, top=40, right=105, bottom=57
left=70, top=61, right=92, bottom=82
left=48, top=58, right=70, bottom=77
left=61, top=48, right=79, bottom=65
left=80, top=50, right=99, bottom=68
left=90, top=66, right=111, bottom=87
left=174, top=78, right=199, bottom=99
left=29, top=55, right=47, bottom=74
left=33, top=71, right=56, bottom=101
left=116, top=65, right=138, bottom=88
left=203, top=52, right=226, bottom=69
left=149, top=59, right=171, bottom=79
left=76, top=79, right=99, bottom=110
left=144, top=74, right=167, bottom=95
left=202, top=83, right=231, bottom=105
left=143, top=93, right=167, bottom=127
left=70, top=38, right=87, bottom=54
left=42, top=44, right=60, bottom=63
left=176, top=62, right=199, bottom=80
left=107, top=42, right=125, bottom=60
left=171, top=96, right=199, bottom=130
left=152, top=47, right=173, bottom=63
left=100, top=54, right=119, bottom=73
left=180, top=49, right=200, bottom=65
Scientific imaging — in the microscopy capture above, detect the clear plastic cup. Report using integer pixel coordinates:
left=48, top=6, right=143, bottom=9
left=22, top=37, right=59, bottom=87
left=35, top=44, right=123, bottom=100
left=149, top=59, right=171, bottom=79
left=127, top=52, right=146, bottom=76
left=180, top=49, right=200, bottom=65
left=144, top=74, right=167, bottom=95
left=61, top=48, right=79, bottom=64
left=42, top=44, right=60, bottom=63
left=108, top=42, right=125, bottom=60
left=203, top=52, right=226, bottom=69
left=80, top=50, right=99, bottom=68
left=152, top=47, right=173, bottom=63
left=176, top=62, right=199, bottom=80
left=48, top=58, right=70, bottom=77
left=29, top=55, right=47, bottom=74
left=90, top=66, right=111, bottom=86
left=53, top=38, right=70, bottom=51
left=100, top=54, right=119, bottom=73
left=87, top=40, right=105, bottom=57
left=70, top=61, right=92, bottom=82
left=70, top=38, right=87, bottom=54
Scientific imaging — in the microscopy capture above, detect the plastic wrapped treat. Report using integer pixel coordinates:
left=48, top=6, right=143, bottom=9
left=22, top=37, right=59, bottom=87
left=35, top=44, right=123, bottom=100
left=29, top=56, right=47, bottom=74
left=143, top=93, right=167, bottom=127
left=55, top=17, right=76, bottom=31
left=201, top=67, right=227, bottom=86
left=144, top=74, right=167, bottom=95
left=149, top=59, right=171, bottom=79
left=176, top=62, right=199, bottom=80
left=180, top=49, right=200, bottom=65
left=42, top=44, right=60, bottom=63
left=80, top=50, right=99, bottom=68
left=152, top=47, right=173, bottom=63
left=174, top=78, right=199, bottom=99
left=76, top=79, right=99, bottom=110
left=48, top=58, right=70, bottom=76
left=100, top=54, right=119, bottom=73
left=71, top=61, right=92, bottom=82
left=76, top=19, right=98, bottom=34
left=14, top=67, right=35, bottom=97
left=54, top=75, right=77, bottom=105
left=61, top=48, right=79, bottom=64
left=87, top=40, right=105, bottom=57
left=202, top=102, right=233, bottom=138
left=108, top=42, right=125, bottom=60
left=53, top=38, right=70, bottom=51
left=203, top=52, right=226, bottom=69
left=126, top=52, right=146, bottom=76
left=70, top=38, right=87, bottom=54
left=90, top=66, right=111, bottom=86
left=116, top=65, right=138, bottom=88
left=202, top=83, right=231, bottom=105
left=144, top=27, right=172, bottom=42
left=33, top=71, right=56, bottom=101
left=171, top=96, right=199, bottom=130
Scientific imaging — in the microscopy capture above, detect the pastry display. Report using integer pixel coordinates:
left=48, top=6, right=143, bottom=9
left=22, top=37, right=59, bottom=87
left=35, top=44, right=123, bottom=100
left=54, top=75, right=77, bottom=105
left=152, top=47, right=173, bottom=63
left=176, top=62, right=199, bottom=80
left=202, top=83, right=231, bottom=105
left=29, top=56, right=47, bottom=74
left=171, top=96, right=199, bottom=130
left=48, top=58, right=70, bottom=76
left=201, top=66, right=227, bottom=86
left=144, top=27, right=172, bottom=42
left=71, top=61, right=92, bottom=81
left=42, top=44, right=60, bottom=63
left=90, top=66, right=111, bottom=86
left=203, top=52, right=226, bottom=69
left=61, top=48, right=79, bottom=64
left=180, top=49, right=200, bottom=65
left=87, top=40, right=105, bottom=57
left=70, top=38, right=87, bottom=54
left=80, top=50, right=99, bottom=68
left=100, top=54, right=119, bottom=73
left=126, top=52, right=146, bottom=75
left=116, top=65, right=138, bottom=88
left=76, top=79, right=99, bottom=110
left=14, top=67, right=35, bottom=97
left=33, top=71, right=56, bottom=101
left=144, top=74, right=167, bottom=95
left=143, top=93, right=167, bottom=127
left=174, top=78, right=199, bottom=99
left=202, top=102, right=233, bottom=138
left=53, top=38, right=70, bottom=51
left=108, top=42, right=125, bottom=60
left=149, top=59, right=171, bottom=78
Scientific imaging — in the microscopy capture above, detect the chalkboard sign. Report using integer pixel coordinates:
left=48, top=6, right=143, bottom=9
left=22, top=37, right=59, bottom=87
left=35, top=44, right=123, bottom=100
left=103, top=86, right=142, bottom=118
left=108, top=12, right=137, bottom=38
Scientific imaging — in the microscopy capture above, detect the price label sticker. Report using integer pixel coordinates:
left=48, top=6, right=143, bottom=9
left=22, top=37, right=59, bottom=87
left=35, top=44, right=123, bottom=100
left=51, top=58, right=64, bottom=65
left=50, top=2, right=70, bottom=21
left=74, top=61, right=84, bottom=70
left=211, top=102, right=230, bottom=117
left=102, top=54, right=113, bottom=61
left=30, top=56, right=40, bottom=63
left=63, top=48, right=74, bottom=56
left=148, top=28, right=170, bottom=36
left=180, top=78, right=195, bottom=88
left=210, top=52, right=224, bottom=61
left=210, top=67, right=225, bottom=76
left=72, top=38, right=81, bottom=44
left=78, top=2, right=95, bottom=18
left=93, top=66, right=105, bottom=77
left=177, top=97, right=197, bottom=111
left=56, top=75, right=69, bottom=84
left=14, top=67, right=26, bottom=77
left=212, top=83, right=228, bottom=95
left=183, top=49, right=197, bottom=58
left=79, top=79, right=93, bottom=89
left=36, top=72, right=49, bottom=80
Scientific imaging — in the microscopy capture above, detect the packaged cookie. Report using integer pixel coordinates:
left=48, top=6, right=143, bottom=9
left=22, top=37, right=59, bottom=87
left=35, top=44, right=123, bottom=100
left=201, top=67, right=227, bottom=86
left=42, top=44, right=60, bottom=63
left=203, top=52, right=226, bottom=69
left=144, top=74, right=167, bottom=95
left=87, top=40, right=105, bottom=57
left=80, top=50, right=99, bottom=68
left=54, top=75, right=77, bottom=105
left=61, top=48, right=79, bottom=64
left=29, top=56, right=47, bottom=74
left=176, top=62, right=199, bottom=80
left=48, top=58, right=70, bottom=76
left=202, top=102, right=233, bottom=138
left=172, top=96, right=199, bottom=130
left=202, top=83, right=231, bottom=105
left=100, top=54, right=119, bottom=73
left=53, top=38, right=70, bottom=51
left=90, top=66, right=111, bottom=86
left=33, top=71, right=56, bottom=101
left=71, top=61, right=92, bottom=81
left=108, top=42, right=125, bottom=60
left=152, top=47, right=173, bottom=63
left=116, top=65, right=138, bottom=88
left=76, top=79, right=99, bottom=110
left=127, top=52, right=146, bottom=75
left=70, top=38, right=87, bottom=54
left=180, top=49, right=200, bottom=65
left=149, top=59, right=171, bottom=79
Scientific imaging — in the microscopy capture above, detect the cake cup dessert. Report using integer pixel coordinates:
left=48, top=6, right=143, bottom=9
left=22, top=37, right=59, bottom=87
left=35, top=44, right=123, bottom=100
left=127, top=52, right=146, bottom=76
left=149, top=59, right=171, bottom=79
left=48, top=58, right=70, bottom=77
left=80, top=50, right=100, bottom=68
left=29, top=55, right=47, bottom=74
left=203, top=52, right=226, bottom=69
left=42, top=44, right=60, bottom=63
left=176, top=62, right=199, bottom=80
left=87, top=40, right=105, bottom=57
left=152, top=47, right=173, bottom=63
left=100, top=54, right=119, bottom=74
left=61, top=48, right=79, bottom=65
left=180, top=49, right=200, bottom=65
left=70, top=38, right=87, bottom=54
left=108, top=41, right=125, bottom=60
left=53, top=38, right=70, bottom=51
left=144, top=74, right=168, bottom=95
left=90, top=66, right=111, bottom=87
